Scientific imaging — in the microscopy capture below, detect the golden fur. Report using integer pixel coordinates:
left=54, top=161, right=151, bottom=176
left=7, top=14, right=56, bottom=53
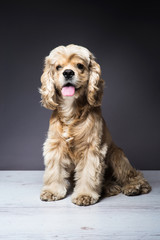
left=40, top=44, right=151, bottom=206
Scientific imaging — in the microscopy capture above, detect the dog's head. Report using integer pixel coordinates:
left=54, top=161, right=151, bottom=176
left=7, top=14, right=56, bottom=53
left=40, top=44, right=104, bottom=110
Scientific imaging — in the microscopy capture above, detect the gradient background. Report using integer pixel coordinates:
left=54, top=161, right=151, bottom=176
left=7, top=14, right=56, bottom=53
left=0, top=1, right=160, bottom=170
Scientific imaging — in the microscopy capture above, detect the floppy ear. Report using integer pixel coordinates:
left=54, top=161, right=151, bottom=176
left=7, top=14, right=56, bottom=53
left=87, top=54, right=104, bottom=107
left=39, top=57, right=58, bottom=110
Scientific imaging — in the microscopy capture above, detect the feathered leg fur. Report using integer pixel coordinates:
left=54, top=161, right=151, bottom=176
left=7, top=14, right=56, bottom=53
left=40, top=138, right=73, bottom=201
left=104, top=144, right=151, bottom=197
left=72, top=147, right=107, bottom=206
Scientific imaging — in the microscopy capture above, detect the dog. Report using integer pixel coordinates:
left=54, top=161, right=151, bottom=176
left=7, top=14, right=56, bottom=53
left=39, top=44, right=151, bottom=206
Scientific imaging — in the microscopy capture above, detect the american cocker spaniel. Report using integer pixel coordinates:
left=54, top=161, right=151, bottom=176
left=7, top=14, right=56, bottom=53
left=39, top=44, right=151, bottom=206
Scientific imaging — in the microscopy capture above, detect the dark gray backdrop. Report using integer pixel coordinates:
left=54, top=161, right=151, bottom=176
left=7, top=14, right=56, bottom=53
left=0, top=1, right=160, bottom=170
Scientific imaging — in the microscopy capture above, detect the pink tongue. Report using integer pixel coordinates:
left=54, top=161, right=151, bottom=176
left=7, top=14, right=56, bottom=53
left=62, top=86, right=75, bottom=96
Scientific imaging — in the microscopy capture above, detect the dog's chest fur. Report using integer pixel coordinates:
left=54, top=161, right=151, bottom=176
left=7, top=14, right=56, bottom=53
left=61, top=125, right=74, bottom=143
left=61, top=112, right=103, bottom=156
left=49, top=98, right=104, bottom=162
left=59, top=98, right=92, bottom=143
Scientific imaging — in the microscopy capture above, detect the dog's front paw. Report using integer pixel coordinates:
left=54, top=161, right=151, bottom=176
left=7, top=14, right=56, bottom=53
left=72, top=194, right=99, bottom=206
left=40, top=186, right=67, bottom=202
left=40, top=190, right=62, bottom=201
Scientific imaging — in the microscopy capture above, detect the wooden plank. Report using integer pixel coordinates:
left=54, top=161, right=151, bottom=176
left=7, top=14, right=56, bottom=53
left=0, top=171, right=159, bottom=240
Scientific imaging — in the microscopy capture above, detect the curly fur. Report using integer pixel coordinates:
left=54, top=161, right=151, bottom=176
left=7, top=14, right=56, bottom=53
left=40, top=44, right=151, bottom=206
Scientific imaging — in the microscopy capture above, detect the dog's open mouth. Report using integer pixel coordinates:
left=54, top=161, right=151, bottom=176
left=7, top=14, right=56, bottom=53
left=62, top=83, right=76, bottom=97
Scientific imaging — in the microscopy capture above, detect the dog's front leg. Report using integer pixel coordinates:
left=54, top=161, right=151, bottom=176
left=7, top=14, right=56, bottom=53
left=72, top=145, right=107, bottom=206
left=40, top=138, right=72, bottom=201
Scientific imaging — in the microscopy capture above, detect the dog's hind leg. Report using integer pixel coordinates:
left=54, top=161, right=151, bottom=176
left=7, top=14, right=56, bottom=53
left=104, top=179, right=122, bottom=197
left=106, top=143, right=151, bottom=196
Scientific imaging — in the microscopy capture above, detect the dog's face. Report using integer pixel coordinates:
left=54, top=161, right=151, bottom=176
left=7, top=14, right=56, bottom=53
left=53, top=53, right=90, bottom=98
left=40, top=44, right=104, bottom=109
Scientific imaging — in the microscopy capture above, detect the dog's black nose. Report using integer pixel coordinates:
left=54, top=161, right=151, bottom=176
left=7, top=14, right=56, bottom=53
left=63, top=69, right=75, bottom=79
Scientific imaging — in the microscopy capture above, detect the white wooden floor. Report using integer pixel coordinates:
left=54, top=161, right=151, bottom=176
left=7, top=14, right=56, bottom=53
left=0, top=171, right=159, bottom=240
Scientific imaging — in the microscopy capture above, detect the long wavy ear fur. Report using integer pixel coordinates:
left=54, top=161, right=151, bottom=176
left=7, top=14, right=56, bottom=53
left=87, top=54, right=104, bottom=107
left=39, top=57, right=58, bottom=110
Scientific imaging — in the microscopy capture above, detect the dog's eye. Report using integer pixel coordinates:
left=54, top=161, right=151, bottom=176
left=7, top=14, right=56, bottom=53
left=56, top=65, right=62, bottom=70
left=77, top=63, right=84, bottom=70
